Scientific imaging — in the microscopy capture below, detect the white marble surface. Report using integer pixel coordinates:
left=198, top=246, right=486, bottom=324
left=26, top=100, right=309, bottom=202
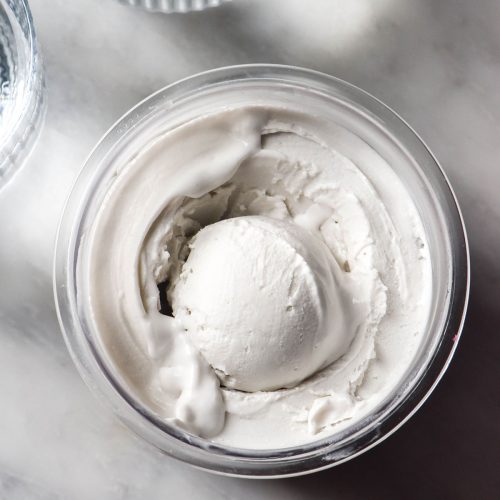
left=0, top=0, right=498, bottom=497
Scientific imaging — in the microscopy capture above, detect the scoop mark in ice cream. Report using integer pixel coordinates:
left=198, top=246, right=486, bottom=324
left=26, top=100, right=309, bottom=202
left=83, top=106, right=431, bottom=448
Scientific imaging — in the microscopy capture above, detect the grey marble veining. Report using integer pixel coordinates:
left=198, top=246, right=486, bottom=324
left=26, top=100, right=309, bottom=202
left=0, top=0, right=498, bottom=498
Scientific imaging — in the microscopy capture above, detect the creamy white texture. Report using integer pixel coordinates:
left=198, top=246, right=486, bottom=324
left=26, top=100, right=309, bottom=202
left=172, top=216, right=364, bottom=393
left=82, top=106, right=431, bottom=449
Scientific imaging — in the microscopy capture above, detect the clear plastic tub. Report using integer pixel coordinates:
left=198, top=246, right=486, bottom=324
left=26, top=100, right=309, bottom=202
left=54, top=65, right=469, bottom=477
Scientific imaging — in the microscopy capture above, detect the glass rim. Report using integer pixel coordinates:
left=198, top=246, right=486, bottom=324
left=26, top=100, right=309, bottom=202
left=53, top=64, right=470, bottom=477
left=117, top=0, right=230, bottom=13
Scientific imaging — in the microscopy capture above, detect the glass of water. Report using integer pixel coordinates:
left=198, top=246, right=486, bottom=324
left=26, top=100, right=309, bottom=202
left=0, top=0, right=44, bottom=188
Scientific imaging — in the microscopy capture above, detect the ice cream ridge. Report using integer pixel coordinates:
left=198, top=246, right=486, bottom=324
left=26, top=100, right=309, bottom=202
left=84, top=106, right=431, bottom=449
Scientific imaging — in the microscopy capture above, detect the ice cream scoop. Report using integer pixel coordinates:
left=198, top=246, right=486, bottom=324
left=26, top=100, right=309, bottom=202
left=172, top=215, right=358, bottom=392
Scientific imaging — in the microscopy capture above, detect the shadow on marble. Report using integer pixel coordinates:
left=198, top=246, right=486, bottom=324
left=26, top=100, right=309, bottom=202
left=282, top=266, right=499, bottom=499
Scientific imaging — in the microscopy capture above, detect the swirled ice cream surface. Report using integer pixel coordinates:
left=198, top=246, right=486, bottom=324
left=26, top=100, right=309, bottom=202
left=82, top=106, right=431, bottom=449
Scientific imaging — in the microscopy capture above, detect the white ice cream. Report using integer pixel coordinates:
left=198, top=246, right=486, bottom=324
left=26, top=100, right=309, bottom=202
left=172, top=216, right=363, bottom=393
left=81, top=105, right=431, bottom=449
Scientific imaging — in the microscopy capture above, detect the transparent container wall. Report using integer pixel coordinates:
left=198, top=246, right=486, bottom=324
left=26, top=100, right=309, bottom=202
left=117, top=0, right=229, bottom=14
left=0, top=0, right=44, bottom=187
left=54, top=66, right=469, bottom=477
